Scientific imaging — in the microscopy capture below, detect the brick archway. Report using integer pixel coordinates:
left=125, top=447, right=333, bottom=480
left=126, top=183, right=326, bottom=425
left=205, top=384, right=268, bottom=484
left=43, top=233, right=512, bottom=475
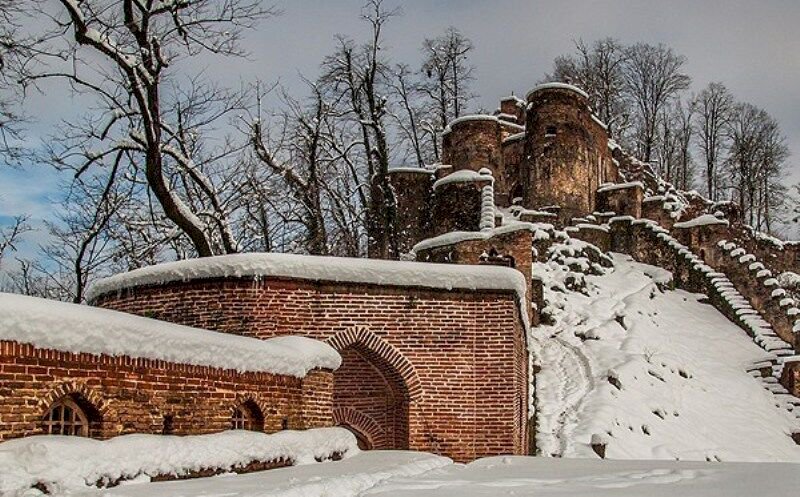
left=39, top=381, right=110, bottom=437
left=333, top=406, right=385, bottom=449
left=326, top=327, right=421, bottom=450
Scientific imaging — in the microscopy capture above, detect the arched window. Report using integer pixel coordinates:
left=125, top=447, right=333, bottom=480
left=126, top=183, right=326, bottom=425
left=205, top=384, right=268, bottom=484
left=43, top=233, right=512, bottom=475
left=231, top=400, right=264, bottom=431
left=43, top=397, right=91, bottom=436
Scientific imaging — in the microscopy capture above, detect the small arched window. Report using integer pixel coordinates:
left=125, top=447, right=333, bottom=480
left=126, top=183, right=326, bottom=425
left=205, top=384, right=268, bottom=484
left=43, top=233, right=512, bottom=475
left=231, top=400, right=264, bottom=431
left=43, top=397, right=90, bottom=436
left=545, top=125, right=557, bottom=137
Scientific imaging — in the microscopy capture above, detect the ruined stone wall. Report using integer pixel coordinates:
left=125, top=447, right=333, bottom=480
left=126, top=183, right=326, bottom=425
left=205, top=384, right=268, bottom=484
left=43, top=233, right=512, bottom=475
left=596, top=183, right=644, bottom=219
left=524, top=86, right=615, bottom=220
left=430, top=178, right=490, bottom=237
left=388, top=169, right=434, bottom=256
left=92, top=277, right=529, bottom=463
left=441, top=117, right=503, bottom=174
left=500, top=135, right=526, bottom=207
left=707, top=240, right=799, bottom=348
left=0, top=340, right=331, bottom=441
left=499, top=96, right=525, bottom=124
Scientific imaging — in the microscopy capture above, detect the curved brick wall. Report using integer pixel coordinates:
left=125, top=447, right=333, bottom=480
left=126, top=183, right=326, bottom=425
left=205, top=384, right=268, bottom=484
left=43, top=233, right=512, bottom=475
left=442, top=117, right=504, bottom=175
left=525, top=86, right=615, bottom=219
left=91, top=274, right=529, bottom=462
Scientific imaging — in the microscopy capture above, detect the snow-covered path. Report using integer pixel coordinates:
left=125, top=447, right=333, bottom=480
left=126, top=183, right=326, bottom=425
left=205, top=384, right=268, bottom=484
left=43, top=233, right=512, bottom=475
left=534, top=253, right=800, bottom=461
left=538, top=337, right=593, bottom=456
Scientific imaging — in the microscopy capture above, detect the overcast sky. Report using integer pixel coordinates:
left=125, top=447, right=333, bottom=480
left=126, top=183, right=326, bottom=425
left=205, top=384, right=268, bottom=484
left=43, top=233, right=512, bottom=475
left=1, top=0, right=799, bottom=263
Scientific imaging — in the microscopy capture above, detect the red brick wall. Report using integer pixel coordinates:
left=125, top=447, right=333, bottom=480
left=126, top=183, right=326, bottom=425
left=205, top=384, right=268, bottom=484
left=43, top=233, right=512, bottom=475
left=415, top=228, right=534, bottom=324
left=0, top=340, right=333, bottom=442
left=92, top=278, right=529, bottom=462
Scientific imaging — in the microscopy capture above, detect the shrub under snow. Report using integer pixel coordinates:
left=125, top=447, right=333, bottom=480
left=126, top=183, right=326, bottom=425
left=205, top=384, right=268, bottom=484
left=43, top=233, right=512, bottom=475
left=0, top=428, right=358, bottom=496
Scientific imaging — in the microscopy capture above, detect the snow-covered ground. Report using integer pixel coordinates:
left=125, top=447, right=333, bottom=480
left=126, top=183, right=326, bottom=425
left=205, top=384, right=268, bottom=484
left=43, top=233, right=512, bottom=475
left=0, top=428, right=359, bottom=496
left=4, top=252, right=800, bottom=496
left=67, top=452, right=800, bottom=497
left=534, top=253, right=800, bottom=461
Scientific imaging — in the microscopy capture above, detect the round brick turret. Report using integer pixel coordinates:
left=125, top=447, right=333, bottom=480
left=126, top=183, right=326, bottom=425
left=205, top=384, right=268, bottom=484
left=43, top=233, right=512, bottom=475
left=523, top=83, right=614, bottom=220
left=441, top=115, right=504, bottom=175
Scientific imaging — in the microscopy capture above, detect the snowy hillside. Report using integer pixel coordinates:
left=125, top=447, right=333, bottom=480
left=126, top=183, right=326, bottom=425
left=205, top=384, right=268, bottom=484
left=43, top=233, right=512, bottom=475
left=534, top=252, right=800, bottom=462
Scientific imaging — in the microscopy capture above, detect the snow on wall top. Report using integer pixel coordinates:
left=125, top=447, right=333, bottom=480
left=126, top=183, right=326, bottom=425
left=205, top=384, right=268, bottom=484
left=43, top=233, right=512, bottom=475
left=412, top=222, right=538, bottom=253
left=0, top=292, right=341, bottom=377
left=597, top=181, right=644, bottom=194
left=502, top=131, right=526, bottom=143
left=432, top=169, right=493, bottom=189
left=673, top=214, right=730, bottom=229
left=525, top=82, right=589, bottom=101
left=441, top=114, right=499, bottom=135
left=388, top=166, right=435, bottom=175
left=87, top=252, right=528, bottom=307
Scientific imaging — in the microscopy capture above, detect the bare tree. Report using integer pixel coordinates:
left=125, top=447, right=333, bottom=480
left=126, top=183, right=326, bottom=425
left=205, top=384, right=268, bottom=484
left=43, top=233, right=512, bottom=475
left=0, top=215, right=29, bottom=268
left=725, top=102, right=789, bottom=231
left=31, top=0, right=277, bottom=257
left=694, top=82, right=733, bottom=200
left=622, top=43, right=691, bottom=163
left=251, top=83, right=339, bottom=255
left=0, top=0, right=34, bottom=161
left=672, top=97, right=696, bottom=191
left=388, top=64, right=429, bottom=167
left=654, top=97, right=695, bottom=188
left=546, top=38, right=629, bottom=137
left=420, top=27, right=475, bottom=130
left=320, top=0, right=399, bottom=259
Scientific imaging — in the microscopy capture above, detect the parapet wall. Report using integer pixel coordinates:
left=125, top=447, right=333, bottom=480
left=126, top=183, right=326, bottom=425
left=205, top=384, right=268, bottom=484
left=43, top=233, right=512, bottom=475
left=0, top=341, right=331, bottom=441
left=89, top=254, right=530, bottom=462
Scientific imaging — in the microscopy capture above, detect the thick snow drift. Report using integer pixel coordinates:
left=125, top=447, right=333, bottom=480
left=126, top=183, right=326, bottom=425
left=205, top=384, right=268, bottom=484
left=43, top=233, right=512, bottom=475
left=0, top=292, right=341, bottom=377
left=534, top=253, right=800, bottom=462
left=367, top=456, right=800, bottom=497
left=65, top=452, right=800, bottom=497
left=86, top=253, right=528, bottom=306
left=76, top=451, right=451, bottom=497
left=0, top=428, right=358, bottom=496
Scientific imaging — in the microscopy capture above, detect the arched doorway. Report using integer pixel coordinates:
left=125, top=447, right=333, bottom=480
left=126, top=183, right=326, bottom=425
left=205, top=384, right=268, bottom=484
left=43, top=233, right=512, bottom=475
left=327, top=328, right=420, bottom=451
left=334, top=346, right=408, bottom=449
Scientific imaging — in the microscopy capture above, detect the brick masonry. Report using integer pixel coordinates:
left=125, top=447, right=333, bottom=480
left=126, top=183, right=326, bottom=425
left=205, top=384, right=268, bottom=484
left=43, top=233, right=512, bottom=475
left=92, top=277, right=530, bottom=463
left=0, top=340, right=333, bottom=442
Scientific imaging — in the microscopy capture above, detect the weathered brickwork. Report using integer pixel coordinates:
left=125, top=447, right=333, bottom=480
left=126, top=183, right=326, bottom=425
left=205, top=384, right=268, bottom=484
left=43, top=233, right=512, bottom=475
left=431, top=179, right=488, bottom=237
left=387, top=169, right=434, bottom=256
left=782, top=361, right=800, bottom=397
left=0, top=340, right=333, bottom=442
left=596, top=184, right=644, bottom=219
left=500, top=134, right=526, bottom=206
left=524, top=86, right=616, bottom=220
left=442, top=117, right=504, bottom=175
left=415, top=228, right=535, bottom=324
left=92, top=277, right=529, bottom=463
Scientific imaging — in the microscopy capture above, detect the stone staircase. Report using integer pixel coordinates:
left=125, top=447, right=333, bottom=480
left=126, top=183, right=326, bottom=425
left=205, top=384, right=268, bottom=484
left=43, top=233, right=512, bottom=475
left=606, top=219, right=800, bottom=425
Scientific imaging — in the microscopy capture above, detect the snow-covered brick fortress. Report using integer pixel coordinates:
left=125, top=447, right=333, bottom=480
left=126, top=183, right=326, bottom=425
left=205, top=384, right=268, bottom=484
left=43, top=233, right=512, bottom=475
left=1, top=83, right=799, bottom=473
